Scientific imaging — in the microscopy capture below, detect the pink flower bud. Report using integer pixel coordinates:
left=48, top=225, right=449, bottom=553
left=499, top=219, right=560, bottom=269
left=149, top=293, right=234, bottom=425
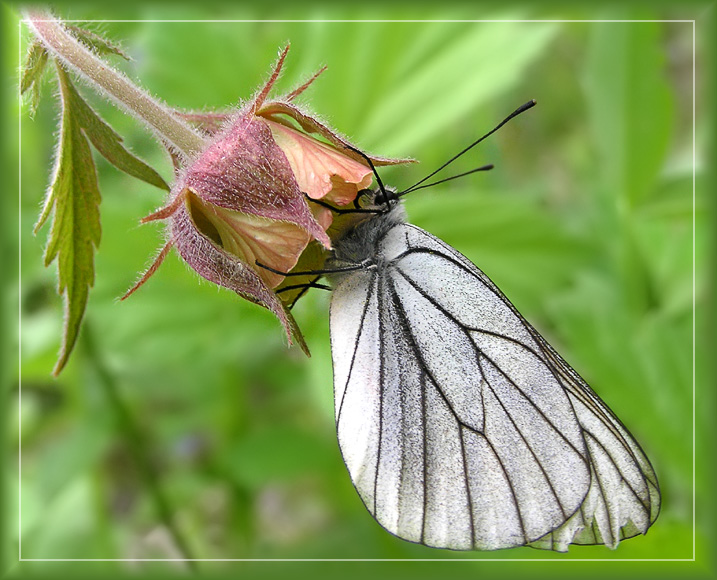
left=124, top=46, right=410, bottom=351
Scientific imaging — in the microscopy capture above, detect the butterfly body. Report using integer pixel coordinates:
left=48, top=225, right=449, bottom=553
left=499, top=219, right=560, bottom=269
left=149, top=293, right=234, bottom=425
left=326, top=192, right=660, bottom=552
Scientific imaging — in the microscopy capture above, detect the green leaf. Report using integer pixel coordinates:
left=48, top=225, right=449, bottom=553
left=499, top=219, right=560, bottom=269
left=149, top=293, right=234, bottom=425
left=67, top=25, right=131, bottom=60
left=35, top=65, right=102, bottom=375
left=20, top=40, right=49, bottom=116
left=584, top=20, right=674, bottom=207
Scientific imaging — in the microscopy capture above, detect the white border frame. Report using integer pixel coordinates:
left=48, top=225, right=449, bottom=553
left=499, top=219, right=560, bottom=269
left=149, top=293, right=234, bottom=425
left=17, top=16, right=698, bottom=564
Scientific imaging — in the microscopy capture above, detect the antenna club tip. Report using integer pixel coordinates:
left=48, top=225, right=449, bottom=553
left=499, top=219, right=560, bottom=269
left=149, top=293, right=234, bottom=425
left=512, top=100, right=537, bottom=118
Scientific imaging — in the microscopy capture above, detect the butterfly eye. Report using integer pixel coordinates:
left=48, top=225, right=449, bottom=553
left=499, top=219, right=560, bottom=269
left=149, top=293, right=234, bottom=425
left=373, top=189, right=389, bottom=206
left=373, top=187, right=400, bottom=208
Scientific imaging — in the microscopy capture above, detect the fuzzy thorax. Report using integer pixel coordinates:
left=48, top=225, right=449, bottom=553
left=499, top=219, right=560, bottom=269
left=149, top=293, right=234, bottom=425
left=327, top=188, right=408, bottom=275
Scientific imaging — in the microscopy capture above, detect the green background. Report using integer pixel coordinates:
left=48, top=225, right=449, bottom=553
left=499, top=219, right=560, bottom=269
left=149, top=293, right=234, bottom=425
left=5, top=2, right=712, bottom=578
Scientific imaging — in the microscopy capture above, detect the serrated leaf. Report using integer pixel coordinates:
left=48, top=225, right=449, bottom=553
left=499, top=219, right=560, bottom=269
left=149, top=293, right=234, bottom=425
left=20, top=40, right=49, bottom=116
left=37, top=65, right=102, bottom=375
left=67, top=25, right=130, bottom=60
left=35, top=64, right=170, bottom=374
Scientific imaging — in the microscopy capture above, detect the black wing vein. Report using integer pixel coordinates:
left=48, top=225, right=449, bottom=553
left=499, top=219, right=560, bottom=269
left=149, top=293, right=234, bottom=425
left=373, top=275, right=386, bottom=515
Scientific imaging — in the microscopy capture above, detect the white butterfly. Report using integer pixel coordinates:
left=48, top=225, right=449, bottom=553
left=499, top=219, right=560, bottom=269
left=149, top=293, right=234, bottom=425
left=272, top=103, right=660, bottom=551
left=326, top=194, right=660, bottom=551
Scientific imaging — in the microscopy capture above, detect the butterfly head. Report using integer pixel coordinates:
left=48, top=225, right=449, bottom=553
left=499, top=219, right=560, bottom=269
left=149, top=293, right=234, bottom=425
left=357, top=186, right=400, bottom=212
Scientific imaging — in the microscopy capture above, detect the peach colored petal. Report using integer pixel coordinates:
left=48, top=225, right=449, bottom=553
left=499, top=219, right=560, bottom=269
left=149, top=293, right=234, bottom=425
left=265, top=119, right=373, bottom=205
left=328, top=174, right=372, bottom=204
left=190, top=193, right=311, bottom=289
left=310, top=203, right=334, bottom=232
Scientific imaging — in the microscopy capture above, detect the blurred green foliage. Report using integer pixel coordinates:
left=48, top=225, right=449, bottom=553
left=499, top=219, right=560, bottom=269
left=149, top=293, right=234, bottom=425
left=7, top=3, right=710, bottom=578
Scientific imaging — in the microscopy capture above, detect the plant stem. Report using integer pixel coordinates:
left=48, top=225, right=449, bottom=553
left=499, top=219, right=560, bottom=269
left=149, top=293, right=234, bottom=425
left=25, top=11, right=207, bottom=160
left=81, top=323, right=198, bottom=570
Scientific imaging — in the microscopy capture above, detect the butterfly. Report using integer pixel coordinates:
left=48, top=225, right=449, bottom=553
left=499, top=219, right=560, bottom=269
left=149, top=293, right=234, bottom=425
left=266, top=101, right=660, bottom=551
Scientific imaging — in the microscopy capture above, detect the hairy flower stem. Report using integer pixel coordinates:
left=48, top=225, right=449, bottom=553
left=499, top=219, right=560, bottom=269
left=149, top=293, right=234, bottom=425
left=81, top=324, right=198, bottom=568
left=25, top=11, right=207, bottom=160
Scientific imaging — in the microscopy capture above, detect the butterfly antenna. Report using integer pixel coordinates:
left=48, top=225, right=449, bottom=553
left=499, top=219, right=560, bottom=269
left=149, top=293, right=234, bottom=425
left=396, top=164, right=494, bottom=197
left=399, top=99, right=536, bottom=196
left=344, top=145, right=390, bottom=210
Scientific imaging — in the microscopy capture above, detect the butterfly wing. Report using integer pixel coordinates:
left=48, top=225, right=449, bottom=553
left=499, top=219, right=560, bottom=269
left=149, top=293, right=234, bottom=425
left=329, top=223, right=659, bottom=551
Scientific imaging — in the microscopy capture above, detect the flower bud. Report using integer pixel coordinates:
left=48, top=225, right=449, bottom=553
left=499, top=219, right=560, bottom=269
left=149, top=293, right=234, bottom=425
left=125, top=46, right=409, bottom=351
